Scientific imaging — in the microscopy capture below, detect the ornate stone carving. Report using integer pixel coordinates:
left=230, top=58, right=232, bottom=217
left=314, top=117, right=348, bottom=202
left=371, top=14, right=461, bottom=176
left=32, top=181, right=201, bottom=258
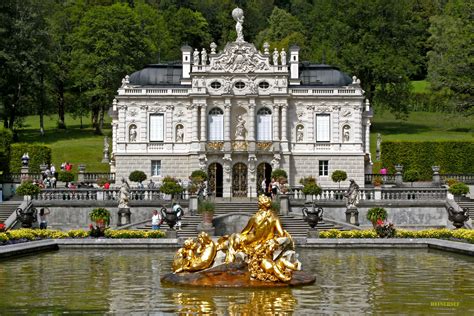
left=342, top=109, right=351, bottom=117
left=297, top=111, right=304, bottom=122
left=149, top=106, right=166, bottom=113
left=198, top=154, right=208, bottom=171
left=193, top=49, right=200, bottom=65
left=280, top=48, right=287, bottom=66
left=129, top=109, right=137, bottom=117
left=343, top=125, right=350, bottom=142
left=235, top=115, right=246, bottom=140
left=271, top=154, right=281, bottom=169
left=210, top=42, right=217, bottom=54
left=296, top=125, right=304, bottom=142
left=256, top=142, right=272, bottom=151
left=209, top=42, right=270, bottom=73
left=207, top=142, right=224, bottom=151
left=232, top=141, right=248, bottom=151
left=273, top=48, right=279, bottom=66
left=201, top=48, right=207, bottom=65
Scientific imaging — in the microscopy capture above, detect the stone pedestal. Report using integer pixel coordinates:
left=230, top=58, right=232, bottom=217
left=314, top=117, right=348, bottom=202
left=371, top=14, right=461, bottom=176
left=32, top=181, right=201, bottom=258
left=345, top=206, right=360, bottom=226
left=395, top=164, right=403, bottom=187
left=432, top=166, right=441, bottom=187
left=21, top=166, right=29, bottom=183
left=197, top=222, right=215, bottom=236
left=308, top=229, right=319, bottom=238
left=189, top=195, right=198, bottom=215
left=117, top=207, right=131, bottom=226
left=279, top=194, right=289, bottom=216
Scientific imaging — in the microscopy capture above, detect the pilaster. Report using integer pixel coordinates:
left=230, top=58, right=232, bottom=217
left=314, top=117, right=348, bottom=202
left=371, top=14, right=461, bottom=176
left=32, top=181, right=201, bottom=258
left=166, top=104, right=173, bottom=142
left=272, top=103, right=280, bottom=142
left=224, top=99, right=232, bottom=151
left=200, top=104, right=207, bottom=142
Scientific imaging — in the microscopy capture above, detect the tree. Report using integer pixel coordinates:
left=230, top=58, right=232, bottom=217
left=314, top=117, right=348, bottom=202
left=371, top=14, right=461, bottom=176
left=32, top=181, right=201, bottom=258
left=331, top=170, right=347, bottom=188
left=427, top=0, right=473, bottom=115
left=129, top=170, right=147, bottom=184
left=0, top=0, right=52, bottom=133
left=70, top=3, right=157, bottom=134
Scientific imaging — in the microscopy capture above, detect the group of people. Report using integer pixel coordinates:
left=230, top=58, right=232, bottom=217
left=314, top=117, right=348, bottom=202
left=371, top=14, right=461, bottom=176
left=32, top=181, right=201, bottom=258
left=39, top=164, right=57, bottom=188
left=261, top=178, right=280, bottom=199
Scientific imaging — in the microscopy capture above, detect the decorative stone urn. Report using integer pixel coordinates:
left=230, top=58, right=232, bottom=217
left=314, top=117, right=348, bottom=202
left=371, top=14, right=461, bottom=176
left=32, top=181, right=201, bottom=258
left=160, top=206, right=182, bottom=229
left=302, top=203, right=324, bottom=229
left=447, top=207, right=470, bottom=229
left=16, top=207, right=38, bottom=228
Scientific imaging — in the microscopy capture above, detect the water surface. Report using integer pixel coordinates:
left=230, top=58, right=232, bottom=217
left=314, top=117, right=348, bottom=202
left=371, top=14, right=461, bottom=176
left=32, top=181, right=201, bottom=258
left=0, top=248, right=473, bottom=314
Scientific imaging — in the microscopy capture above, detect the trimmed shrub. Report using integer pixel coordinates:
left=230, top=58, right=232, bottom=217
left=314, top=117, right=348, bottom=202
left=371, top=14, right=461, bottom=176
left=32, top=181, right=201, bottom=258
left=190, top=170, right=207, bottom=182
left=160, top=180, right=183, bottom=197
left=403, top=169, right=421, bottom=183
left=448, top=182, right=470, bottom=196
left=58, top=171, right=75, bottom=183
left=198, top=199, right=215, bottom=214
left=129, top=170, right=147, bottom=183
left=9, top=143, right=52, bottom=173
left=271, top=169, right=287, bottom=180
left=381, top=141, right=474, bottom=180
left=331, top=170, right=347, bottom=187
left=16, top=181, right=41, bottom=197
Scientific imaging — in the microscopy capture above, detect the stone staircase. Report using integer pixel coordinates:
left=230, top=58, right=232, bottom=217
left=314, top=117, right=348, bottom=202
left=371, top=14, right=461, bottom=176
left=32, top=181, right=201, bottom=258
left=457, top=199, right=474, bottom=220
left=137, top=200, right=343, bottom=238
left=0, top=200, right=21, bottom=225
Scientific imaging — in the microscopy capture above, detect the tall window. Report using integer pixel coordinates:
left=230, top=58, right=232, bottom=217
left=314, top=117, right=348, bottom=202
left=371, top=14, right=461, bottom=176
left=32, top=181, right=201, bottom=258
left=208, top=107, right=224, bottom=140
left=316, top=114, right=330, bottom=142
left=149, top=114, right=164, bottom=141
left=319, top=160, right=329, bottom=176
left=257, top=107, right=272, bottom=141
left=151, top=160, right=161, bottom=176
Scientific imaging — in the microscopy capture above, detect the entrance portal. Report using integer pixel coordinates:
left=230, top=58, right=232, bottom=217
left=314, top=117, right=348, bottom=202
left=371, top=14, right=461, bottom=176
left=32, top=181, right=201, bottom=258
left=257, top=163, right=272, bottom=195
left=208, top=163, right=223, bottom=198
left=232, top=162, right=247, bottom=197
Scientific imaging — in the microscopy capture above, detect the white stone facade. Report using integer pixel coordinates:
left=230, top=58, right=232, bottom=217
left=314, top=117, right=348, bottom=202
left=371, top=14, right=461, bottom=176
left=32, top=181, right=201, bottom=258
left=111, top=18, right=372, bottom=197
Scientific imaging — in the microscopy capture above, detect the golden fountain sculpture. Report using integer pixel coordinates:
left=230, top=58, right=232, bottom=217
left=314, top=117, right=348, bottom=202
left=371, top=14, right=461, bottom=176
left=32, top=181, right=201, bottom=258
left=164, top=195, right=313, bottom=286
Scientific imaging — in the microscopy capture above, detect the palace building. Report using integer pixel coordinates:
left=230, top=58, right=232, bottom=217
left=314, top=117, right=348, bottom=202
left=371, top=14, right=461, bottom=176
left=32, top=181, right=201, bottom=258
left=111, top=8, right=372, bottom=197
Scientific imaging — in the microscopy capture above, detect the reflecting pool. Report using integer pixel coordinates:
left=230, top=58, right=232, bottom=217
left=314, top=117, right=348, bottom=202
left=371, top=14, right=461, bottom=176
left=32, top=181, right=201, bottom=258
left=0, top=248, right=473, bottom=314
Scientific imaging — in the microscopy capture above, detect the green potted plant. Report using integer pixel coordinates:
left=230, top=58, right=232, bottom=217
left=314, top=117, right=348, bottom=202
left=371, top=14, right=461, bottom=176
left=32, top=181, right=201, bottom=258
left=58, top=171, right=75, bottom=187
left=16, top=181, right=41, bottom=202
left=403, top=169, right=420, bottom=187
left=129, top=170, right=147, bottom=187
left=300, top=177, right=322, bottom=201
left=271, top=169, right=288, bottom=180
left=367, top=207, right=388, bottom=226
left=89, top=207, right=111, bottom=229
left=198, top=199, right=215, bottom=225
left=160, top=176, right=184, bottom=200
left=448, top=182, right=470, bottom=201
left=331, top=170, right=347, bottom=188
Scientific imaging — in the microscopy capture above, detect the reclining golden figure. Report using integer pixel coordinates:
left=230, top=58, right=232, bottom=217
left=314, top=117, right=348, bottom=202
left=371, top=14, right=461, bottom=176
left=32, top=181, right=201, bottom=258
left=172, top=195, right=300, bottom=282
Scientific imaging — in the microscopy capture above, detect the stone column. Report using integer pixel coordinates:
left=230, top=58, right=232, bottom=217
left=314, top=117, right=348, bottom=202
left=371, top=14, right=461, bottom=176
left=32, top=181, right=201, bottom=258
left=166, top=105, right=174, bottom=142
left=432, top=166, right=441, bottom=187
left=272, top=104, right=280, bottom=141
left=395, top=164, right=403, bottom=187
left=224, top=100, right=232, bottom=151
left=365, top=121, right=371, bottom=153
left=248, top=100, right=256, bottom=141
left=281, top=104, right=288, bottom=142
left=200, top=104, right=207, bottom=141
left=307, top=105, right=315, bottom=142
left=192, top=104, right=199, bottom=142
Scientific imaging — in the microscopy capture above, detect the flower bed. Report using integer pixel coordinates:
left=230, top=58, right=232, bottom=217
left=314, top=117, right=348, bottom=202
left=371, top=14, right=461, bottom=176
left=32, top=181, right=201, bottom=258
left=0, top=228, right=165, bottom=245
left=319, top=229, right=474, bottom=243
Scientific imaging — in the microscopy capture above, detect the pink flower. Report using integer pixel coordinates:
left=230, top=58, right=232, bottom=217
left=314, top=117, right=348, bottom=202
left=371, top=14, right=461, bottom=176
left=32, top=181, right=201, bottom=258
left=376, top=219, right=384, bottom=226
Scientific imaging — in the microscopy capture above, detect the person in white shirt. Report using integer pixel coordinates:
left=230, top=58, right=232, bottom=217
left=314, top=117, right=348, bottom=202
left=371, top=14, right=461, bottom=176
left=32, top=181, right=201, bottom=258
left=151, top=210, right=161, bottom=230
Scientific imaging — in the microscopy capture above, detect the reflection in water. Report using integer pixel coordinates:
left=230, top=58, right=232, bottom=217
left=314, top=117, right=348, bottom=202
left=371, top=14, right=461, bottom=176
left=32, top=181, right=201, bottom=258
left=166, top=286, right=296, bottom=315
left=0, top=248, right=473, bottom=314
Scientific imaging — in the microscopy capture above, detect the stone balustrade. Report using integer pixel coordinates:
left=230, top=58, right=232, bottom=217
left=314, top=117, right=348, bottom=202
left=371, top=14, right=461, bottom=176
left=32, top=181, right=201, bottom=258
left=82, top=172, right=116, bottom=183
left=440, top=173, right=474, bottom=184
left=119, top=88, right=191, bottom=96
left=290, top=88, right=363, bottom=96
left=288, top=186, right=447, bottom=202
left=33, top=188, right=189, bottom=202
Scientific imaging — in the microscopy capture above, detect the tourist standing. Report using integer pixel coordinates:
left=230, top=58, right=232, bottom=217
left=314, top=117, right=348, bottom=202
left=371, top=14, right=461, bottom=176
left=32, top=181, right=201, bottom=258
left=147, top=179, right=155, bottom=189
left=151, top=210, right=161, bottom=230
left=39, top=208, right=51, bottom=229
left=50, top=164, right=56, bottom=178
left=271, top=178, right=278, bottom=199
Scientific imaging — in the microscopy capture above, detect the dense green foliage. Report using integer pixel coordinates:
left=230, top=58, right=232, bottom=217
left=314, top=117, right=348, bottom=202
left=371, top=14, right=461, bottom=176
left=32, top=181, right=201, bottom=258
left=16, top=181, right=41, bottom=196
left=1, top=0, right=471, bottom=138
left=129, top=170, right=147, bottom=183
left=9, top=143, right=51, bottom=173
left=366, top=207, right=388, bottom=223
left=331, top=170, right=347, bottom=187
left=271, top=169, right=287, bottom=180
left=58, top=171, right=75, bottom=184
left=403, top=169, right=421, bottom=183
left=381, top=141, right=474, bottom=180
left=448, top=182, right=470, bottom=196
left=198, top=199, right=215, bottom=214
left=89, top=207, right=111, bottom=225
left=190, top=170, right=208, bottom=182
left=0, top=128, right=13, bottom=173
left=160, top=177, right=184, bottom=197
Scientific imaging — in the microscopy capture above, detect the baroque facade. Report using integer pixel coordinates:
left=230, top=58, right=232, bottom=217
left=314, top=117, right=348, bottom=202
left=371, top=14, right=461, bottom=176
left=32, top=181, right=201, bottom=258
left=111, top=9, right=372, bottom=197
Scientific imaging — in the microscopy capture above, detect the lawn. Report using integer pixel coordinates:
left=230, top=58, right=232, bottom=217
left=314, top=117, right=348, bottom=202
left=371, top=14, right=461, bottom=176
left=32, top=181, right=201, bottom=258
left=17, top=114, right=112, bottom=173
left=14, top=110, right=473, bottom=173
left=370, top=110, right=474, bottom=166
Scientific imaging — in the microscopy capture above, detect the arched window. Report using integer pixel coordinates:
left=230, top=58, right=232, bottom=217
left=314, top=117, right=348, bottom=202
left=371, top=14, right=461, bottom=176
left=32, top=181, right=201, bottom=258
left=257, top=107, right=272, bottom=141
left=208, top=107, right=224, bottom=140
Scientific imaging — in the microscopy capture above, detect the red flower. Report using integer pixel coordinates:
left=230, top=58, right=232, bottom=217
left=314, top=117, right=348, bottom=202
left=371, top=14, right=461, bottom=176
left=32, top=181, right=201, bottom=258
left=376, top=219, right=384, bottom=226
left=0, top=223, right=5, bottom=231
left=89, top=224, right=93, bottom=230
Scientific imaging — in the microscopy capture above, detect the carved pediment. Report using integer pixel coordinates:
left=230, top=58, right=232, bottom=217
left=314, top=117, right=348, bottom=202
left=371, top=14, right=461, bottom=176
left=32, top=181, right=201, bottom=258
left=209, top=42, right=270, bottom=73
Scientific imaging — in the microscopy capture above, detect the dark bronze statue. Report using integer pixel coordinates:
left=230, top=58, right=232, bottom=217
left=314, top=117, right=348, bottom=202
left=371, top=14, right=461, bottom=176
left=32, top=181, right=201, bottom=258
left=16, top=206, right=37, bottom=228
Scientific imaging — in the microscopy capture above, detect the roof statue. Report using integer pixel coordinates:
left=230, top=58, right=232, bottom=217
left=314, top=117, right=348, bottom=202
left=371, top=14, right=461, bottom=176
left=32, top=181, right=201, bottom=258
left=232, top=7, right=245, bottom=43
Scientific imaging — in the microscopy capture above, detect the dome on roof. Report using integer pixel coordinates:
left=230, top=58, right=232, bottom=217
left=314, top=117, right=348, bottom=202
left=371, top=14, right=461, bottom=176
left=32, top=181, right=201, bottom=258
left=129, top=64, right=182, bottom=86
left=299, top=64, right=352, bottom=86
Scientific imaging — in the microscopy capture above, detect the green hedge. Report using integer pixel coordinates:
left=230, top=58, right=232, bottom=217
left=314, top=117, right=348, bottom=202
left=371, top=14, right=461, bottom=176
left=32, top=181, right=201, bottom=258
left=0, top=128, right=13, bottom=174
left=9, top=143, right=52, bottom=173
left=381, top=141, right=474, bottom=180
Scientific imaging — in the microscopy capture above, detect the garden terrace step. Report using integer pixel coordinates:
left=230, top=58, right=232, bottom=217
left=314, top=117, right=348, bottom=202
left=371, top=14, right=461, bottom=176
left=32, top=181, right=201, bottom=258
left=0, top=201, right=21, bottom=224
left=457, top=200, right=474, bottom=220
